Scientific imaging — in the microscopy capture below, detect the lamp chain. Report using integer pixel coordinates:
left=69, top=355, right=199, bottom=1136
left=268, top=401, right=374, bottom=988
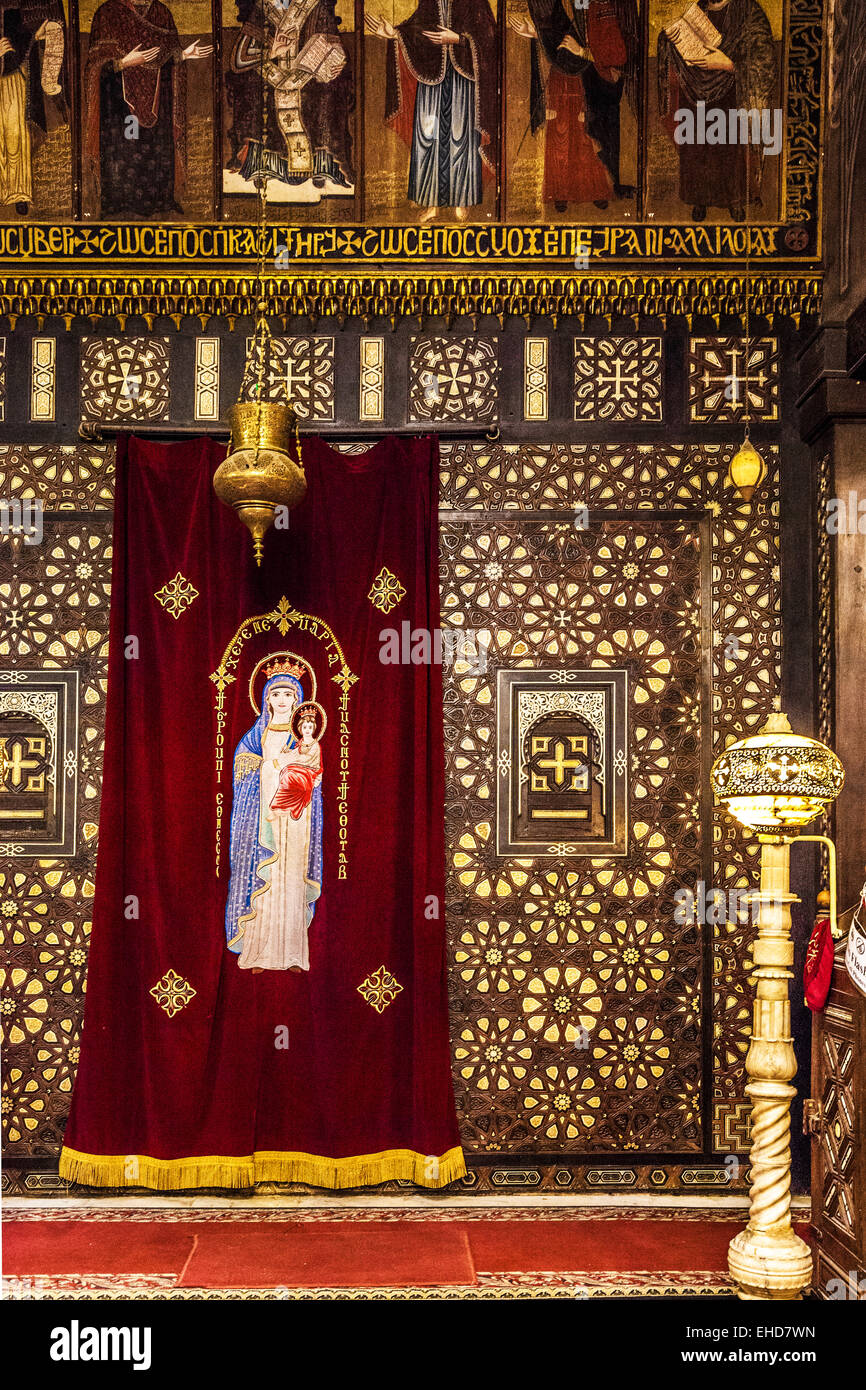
left=241, top=11, right=300, bottom=468
left=253, top=12, right=271, bottom=457
left=743, top=18, right=752, bottom=439
left=233, top=11, right=273, bottom=451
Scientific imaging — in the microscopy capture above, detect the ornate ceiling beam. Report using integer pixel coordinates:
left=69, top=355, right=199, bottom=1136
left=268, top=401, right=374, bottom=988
left=0, top=274, right=822, bottom=332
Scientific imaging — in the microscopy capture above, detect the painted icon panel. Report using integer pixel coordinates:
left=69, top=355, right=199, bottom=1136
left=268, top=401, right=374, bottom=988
left=79, top=0, right=214, bottom=220
left=364, top=0, right=500, bottom=222
left=504, top=0, right=640, bottom=224
left=221, top=0, right=358, bottom=223
left=0, top=0, right=72, bottom=220
left=647, top=0, right=783, bottom=223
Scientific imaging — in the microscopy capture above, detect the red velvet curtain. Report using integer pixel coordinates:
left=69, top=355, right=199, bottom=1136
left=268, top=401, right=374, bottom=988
left=60, top=434, right=464, bottom=1189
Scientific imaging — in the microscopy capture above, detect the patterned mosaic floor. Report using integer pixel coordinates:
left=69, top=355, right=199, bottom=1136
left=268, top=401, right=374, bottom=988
left=3, top=1272, right=734, bottom=1300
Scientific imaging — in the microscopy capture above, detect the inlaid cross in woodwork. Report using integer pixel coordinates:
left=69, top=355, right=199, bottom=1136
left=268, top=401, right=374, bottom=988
left=0, top=736, right=47, bottom=792
left=533, top=736, right=588, bottom=791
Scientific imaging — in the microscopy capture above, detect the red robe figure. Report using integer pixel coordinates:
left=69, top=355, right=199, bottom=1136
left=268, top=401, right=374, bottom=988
left=269, top=735, right=322, bottom=821
left=510, top=0, right=638, bottom=211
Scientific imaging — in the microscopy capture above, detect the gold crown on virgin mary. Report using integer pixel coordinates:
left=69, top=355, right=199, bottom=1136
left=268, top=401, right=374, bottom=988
left=264, top=657, right=307, bottom=682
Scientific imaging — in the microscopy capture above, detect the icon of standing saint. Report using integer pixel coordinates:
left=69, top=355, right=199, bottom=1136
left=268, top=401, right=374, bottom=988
left=508, top=0, right=638, bottom=213
left=223, top=0, right=355, bottom=203
left=225, top=654, right=325, bottom=973
left=365, top=0, right=498, bottom=221
left=83, top=0, right=213, bottom=218
left=0, top=0, right=69, bottom=215
left=657, top=0, right=777, bottom=222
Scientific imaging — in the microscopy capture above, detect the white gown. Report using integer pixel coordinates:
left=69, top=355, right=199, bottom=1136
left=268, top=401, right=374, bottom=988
left=238, top=727, right=316, bottom=972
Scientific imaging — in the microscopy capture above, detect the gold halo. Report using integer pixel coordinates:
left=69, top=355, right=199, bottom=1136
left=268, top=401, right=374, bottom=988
left=291, top=701, right=327, bottom=741
left=249, top=651, right=317, bottom=715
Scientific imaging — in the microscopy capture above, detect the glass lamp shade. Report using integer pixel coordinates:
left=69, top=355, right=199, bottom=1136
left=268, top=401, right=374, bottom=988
left=728, top=438, right=766, bottom=502
left=711, top=712, right=844, bottom=834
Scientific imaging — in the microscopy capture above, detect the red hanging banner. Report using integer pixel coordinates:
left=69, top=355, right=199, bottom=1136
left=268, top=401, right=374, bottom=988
left=60, top=434, right=465, bottom=1189
left=803, top=912, right=834, bottom=1012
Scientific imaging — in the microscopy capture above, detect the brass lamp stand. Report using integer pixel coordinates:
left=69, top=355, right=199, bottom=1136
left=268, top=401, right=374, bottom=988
left=711, top=712, right=844, bottom=1299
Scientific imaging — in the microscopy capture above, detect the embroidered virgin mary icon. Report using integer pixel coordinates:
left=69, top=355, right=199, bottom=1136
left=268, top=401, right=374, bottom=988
left=224, top=654, right=325, bottom=973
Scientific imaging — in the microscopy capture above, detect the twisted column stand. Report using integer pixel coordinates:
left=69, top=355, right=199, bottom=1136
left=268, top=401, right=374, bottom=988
left=729, top=836, right=812, bottom=1300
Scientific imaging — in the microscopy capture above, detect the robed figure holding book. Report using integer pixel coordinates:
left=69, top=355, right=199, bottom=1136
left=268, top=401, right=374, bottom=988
left=0, top=0, right=68, bottom=213
left=225, top=0, right=354, bottom=198
left=366, top=0, right=497, bottom=220
left=658, top=0, right=776, bottom=221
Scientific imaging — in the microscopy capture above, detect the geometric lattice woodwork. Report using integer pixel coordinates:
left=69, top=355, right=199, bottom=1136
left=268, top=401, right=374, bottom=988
left=409, top=337, right=499, bottom=424
left=242, top=337, right=334, bottom=420
left=80, top=338, right=171, bottom=423
left=712, top=1098, right=752, bottom=1152
left=359, top=338, right=385, bottom=422
left=0, top=445, right=114, bottom=510
left=819, top=1024, right=857, bottom=1237
left=30, top=340, right=56, bottom=423
left=440, top=440, right=781, bottom=1155
left=194, top=339, right=220, bottom=422
left=442, top=511, right=706, bottom=1153
left=573, top=338, right=663, bottom=421
left=524, top=339, right=548, bottom=421
left=688, top=337, right=780, bottom=422
left=1, top=501, right=111, bottom=1158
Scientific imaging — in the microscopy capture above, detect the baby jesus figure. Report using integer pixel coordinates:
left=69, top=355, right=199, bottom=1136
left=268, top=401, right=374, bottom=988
left=267, top=711, right=322, bottom=821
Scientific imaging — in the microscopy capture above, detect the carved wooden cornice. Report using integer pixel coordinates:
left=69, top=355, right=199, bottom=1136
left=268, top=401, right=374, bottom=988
left=0, top=273, right=822, bottom=331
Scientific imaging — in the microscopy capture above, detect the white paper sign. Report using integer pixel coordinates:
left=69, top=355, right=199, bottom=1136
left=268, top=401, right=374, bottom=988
left=845, top=907, right=866, bottom=999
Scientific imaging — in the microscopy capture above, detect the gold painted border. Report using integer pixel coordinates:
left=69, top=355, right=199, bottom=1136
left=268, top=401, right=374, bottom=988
left=0, top=272, right=823, bottom=330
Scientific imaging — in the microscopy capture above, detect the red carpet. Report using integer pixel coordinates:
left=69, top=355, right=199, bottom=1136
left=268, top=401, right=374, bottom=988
left=464, top=1219, right=737, bottom=1272
left=2, top=1219, right=193, bottom=1276
left=3, top=1213, right=812, bottom=1293
left=179, top=1222, right=473, bottom=1288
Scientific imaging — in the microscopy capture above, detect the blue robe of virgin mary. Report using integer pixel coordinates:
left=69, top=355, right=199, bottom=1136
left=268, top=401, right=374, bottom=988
left=225, top=673, right=324, bottom=954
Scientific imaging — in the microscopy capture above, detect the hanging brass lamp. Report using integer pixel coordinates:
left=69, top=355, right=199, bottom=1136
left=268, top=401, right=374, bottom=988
left=214, top=395, right=306, bottom=565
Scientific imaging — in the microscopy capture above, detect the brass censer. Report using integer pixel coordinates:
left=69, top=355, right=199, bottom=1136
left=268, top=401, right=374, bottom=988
left=214, top=396, right=306, bottom=565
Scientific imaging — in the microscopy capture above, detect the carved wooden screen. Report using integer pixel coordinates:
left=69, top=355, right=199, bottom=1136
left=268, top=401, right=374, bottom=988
left=441, top=510, right=708, bottom=1156
left=438, top=442, right=780, bottom=1187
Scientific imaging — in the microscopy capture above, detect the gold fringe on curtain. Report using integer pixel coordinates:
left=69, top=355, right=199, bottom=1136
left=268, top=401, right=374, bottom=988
left=58, top=1145, right=467, bottom=1191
